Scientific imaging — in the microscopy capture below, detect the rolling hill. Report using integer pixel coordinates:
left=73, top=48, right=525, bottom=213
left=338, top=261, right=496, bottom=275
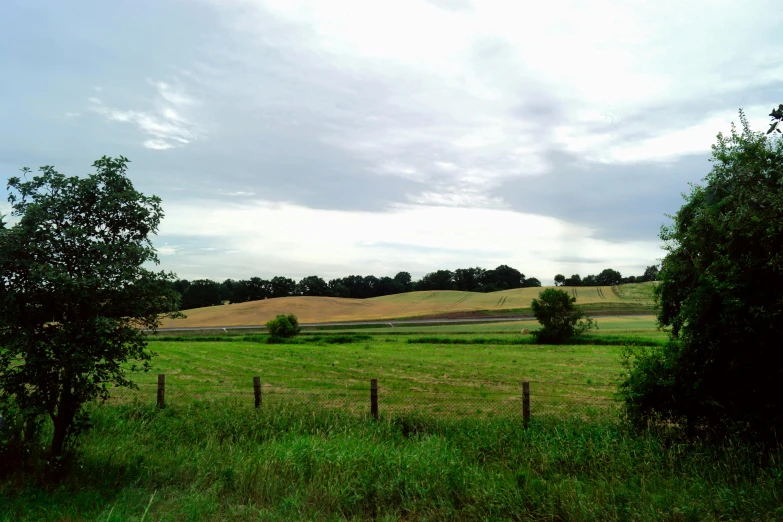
left=161, top=283, right=656, bottom=328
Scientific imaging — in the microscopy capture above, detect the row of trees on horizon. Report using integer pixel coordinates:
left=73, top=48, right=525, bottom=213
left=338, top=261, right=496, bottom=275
left=172, top=264, right=660, bottom=310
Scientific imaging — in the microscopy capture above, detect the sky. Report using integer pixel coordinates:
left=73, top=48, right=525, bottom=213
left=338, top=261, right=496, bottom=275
left=1, top=0, right=781, bottom=284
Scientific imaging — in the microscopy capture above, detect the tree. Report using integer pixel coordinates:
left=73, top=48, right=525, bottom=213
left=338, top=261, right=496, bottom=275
left=621, top=110, right=783, bottom=439
left=484, top=265, right=525, bottom=290
left=554, top=274, right=566, bottom=286
left=530, top=289, right=596, bottom=344
left=415, top=270, right=454, bottom=291
left=296, top=275, right=329, bottom=296
left=265, top=314, right=301, bottom=338
left=521, top=277, right=542, bottom=287
left=328, top=279, right=351, bottom=298
left=453, top=267, right=483, bottom=291
left=768, top=103, right=783, bottom=135
left=376, top=276, right=402, bottom=296
left=181, top=279, right=222, bottom=309
left=581, top=274, right=598, bottom=286
left=595, top=268, right=622, bottom=286
left=393, top=271, right=413, bottom=292
left=641, top=265, right=659, bottom=282
left=0, top=156, right=181, bottom=457
left=564, top=274, right=582, bottom=286
left=269, top=276, right=296, bottom=298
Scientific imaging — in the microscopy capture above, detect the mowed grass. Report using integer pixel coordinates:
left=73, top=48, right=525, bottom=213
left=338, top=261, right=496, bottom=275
left=5, top=312, right=783, bottom=521
left=320, top=315, right=662, bottom=336
left=119, top=329, right=638, bottom=420
left=162, top=283, right=657, bottom=328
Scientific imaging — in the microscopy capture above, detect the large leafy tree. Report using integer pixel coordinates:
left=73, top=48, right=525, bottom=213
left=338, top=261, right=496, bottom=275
left=621, top=111, right=783, bottom=438
left=0, top=157, right=181, bottom=457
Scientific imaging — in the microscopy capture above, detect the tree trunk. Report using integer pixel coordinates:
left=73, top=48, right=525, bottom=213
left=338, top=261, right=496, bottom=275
left=50, top=375, right=77, bottom=458
left=50, top=402, right=76, bottom=457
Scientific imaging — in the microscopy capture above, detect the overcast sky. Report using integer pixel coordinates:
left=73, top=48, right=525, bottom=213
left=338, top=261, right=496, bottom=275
left=2, top=0, right=781, bottom=284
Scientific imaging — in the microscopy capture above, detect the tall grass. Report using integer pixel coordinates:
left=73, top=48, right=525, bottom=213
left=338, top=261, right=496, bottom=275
left=2, top=400, right=781, bottom=521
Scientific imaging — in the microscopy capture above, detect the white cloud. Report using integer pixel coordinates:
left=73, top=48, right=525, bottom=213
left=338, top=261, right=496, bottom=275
left=157, top=245, right=179, bottom=256
left=88, top=80, right=203, bottom=150
left=212, top=0, right=781, bottom=210
left=218, top=190, right=256, bottom=197
left=158, top=199, right=661, bottom=281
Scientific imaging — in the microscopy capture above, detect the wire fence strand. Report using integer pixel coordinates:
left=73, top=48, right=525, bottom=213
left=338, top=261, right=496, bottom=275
left=98, top=377, right=624, bottom=422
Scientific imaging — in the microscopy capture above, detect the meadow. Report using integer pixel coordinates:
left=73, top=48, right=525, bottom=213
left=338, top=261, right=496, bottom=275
left=5, top=314, right=783, bottom=521
left=161, top=283, right=657, bottom=328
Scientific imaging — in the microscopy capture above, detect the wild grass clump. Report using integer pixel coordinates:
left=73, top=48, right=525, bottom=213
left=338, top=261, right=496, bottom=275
left=2, top=400, right=782, bottom=521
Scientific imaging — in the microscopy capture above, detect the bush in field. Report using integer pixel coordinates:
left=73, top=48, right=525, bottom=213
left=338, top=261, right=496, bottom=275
left=266, top=314, right=301, bottom=338
left=621, top=109, right=783, bottom=440
left=530, top=288, right=596, bottom=344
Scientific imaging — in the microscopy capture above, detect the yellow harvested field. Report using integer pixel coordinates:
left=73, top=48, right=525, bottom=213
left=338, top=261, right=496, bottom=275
left=162, top=283, right=655, bottom=328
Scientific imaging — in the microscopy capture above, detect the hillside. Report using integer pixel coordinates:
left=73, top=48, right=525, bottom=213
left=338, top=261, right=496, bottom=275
left=161, top=283, right=656, bottom=328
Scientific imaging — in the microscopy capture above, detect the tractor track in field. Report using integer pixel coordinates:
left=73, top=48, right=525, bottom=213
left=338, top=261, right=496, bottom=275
left=448, top=293, right=473, bottom=309
left=399, top=291, right=440, bottom=312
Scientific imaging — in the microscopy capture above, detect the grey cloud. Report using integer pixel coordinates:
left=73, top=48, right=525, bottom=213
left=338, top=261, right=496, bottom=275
left=498, top=151, right=707, bottom=242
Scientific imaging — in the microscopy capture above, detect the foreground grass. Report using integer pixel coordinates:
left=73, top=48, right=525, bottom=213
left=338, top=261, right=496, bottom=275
left=2, top=401, right=781, bottom=521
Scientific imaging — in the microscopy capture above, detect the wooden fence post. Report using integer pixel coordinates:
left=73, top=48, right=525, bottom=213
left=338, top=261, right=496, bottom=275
left=253, top=376, right=262, bottom=409
left=157, top=374, right=165, bottom=408
left=522, top=381, right=530, bottom=429
left=370, top=378, right=379, bottom=419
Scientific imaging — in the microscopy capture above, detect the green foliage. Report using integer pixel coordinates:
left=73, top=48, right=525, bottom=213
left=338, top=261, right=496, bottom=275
left=530, top=288, right=597, bottom=343
left=553, top=274, right=565, bottom=286
left=768, top=103, right=783, bottom=134
left=295, top=275, right=329, bottom=296
left=0, top=156, right=181, bottom=459
left=265, top=314, right=301, bottom=338
left=2, top=401, right=782, bottom=521
left=621, top=110, right=783, bottom=440
left=181, top=279, right=223, bottom=309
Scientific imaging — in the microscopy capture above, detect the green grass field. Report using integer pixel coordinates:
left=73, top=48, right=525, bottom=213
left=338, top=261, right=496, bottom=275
left=6, top=312, right=781, bottom=521
left=3, top=403, right=782, bottom=521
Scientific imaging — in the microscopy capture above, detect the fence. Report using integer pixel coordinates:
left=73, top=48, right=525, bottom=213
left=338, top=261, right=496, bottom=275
left=100, top=375, right=623, bottom=423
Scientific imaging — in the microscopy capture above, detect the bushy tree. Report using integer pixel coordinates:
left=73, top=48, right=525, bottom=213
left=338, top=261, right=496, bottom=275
left=621, top=110, right=783, bottom=439
left=269, top=276, right=296, bottom=298
left=393, top=271, right=413, bottom=292
left=415, top=270, right=454, bottom=291
left=181, top=279, right=223, bottom=309
left=296, top=275, right=329, bottom=296
left=641, top=265, right=660, bottom=282
left=595, top=268, right=622, bottom=286
left=265, top=314, right=300, bottom=338
left=521, top=277, right=542, bottom=287
left=530, top=288, right=596, bottom=344
left=0, top=157, right=181, bottom=458
left=553, top=274, right=566, bottom=286
left=564, top=274, right=582, bottom=286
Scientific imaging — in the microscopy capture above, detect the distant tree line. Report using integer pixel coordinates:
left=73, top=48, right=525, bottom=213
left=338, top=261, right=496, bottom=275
left=171, top=264, right=543, bottom=309
left=552, top=265, right=659, bottom=287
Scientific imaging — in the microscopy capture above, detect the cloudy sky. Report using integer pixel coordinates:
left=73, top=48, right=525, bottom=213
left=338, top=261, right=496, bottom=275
left=2, top=0, right=781, bottom=284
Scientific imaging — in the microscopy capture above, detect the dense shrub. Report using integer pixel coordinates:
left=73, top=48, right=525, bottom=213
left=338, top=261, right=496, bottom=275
left=265, top=314, right=301, bottom=338
left=530, top=288, right=596, bottom=344
left=621, top=110, right=783, bottom=440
